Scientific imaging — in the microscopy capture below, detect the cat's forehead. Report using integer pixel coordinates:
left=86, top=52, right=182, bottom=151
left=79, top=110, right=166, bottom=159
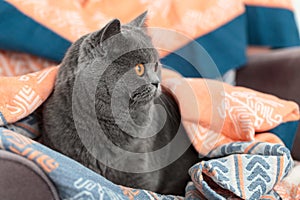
left=102, top=26, right=158, bottom=61
left=120, top=26, right=153, bottom=49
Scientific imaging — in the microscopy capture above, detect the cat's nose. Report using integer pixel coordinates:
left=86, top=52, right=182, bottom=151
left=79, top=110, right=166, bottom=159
left=151, top=82, right=159, bottom=88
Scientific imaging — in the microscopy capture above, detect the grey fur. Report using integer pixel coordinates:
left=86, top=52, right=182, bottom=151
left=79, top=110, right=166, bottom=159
left=42, top=13, right=198, bottom=195
left=128, top=11, right=148, bottom=27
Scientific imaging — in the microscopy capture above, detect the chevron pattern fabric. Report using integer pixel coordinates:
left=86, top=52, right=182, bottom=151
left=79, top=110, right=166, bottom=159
left=187, top=142, right=293, bottom=199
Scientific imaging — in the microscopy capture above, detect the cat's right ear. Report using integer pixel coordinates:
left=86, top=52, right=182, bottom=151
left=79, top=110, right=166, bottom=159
left=84, top=19, right=121, bottom=55
left=128, top=11, right=147, bottom=27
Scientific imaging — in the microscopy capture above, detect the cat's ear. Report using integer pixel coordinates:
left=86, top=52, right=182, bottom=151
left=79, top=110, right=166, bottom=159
left=83, top=19, right=121, bottom=56
left=128, top=11, right=147, bottom=27
left=92, top=19, right=121, bottom=45
left=99, top=19, right=121, bottom=44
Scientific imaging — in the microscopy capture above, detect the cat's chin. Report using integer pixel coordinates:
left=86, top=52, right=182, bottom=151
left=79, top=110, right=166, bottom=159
left=129, top=87, right=160, bottom=108
left=130, top=96, right=155, bottom=108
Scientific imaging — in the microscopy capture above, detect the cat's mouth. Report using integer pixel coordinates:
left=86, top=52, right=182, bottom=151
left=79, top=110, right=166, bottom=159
left=129, top=85, right=160, bottom=107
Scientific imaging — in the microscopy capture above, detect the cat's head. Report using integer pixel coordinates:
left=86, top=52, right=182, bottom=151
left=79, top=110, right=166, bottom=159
left=77, top=11, right=161, bottom=109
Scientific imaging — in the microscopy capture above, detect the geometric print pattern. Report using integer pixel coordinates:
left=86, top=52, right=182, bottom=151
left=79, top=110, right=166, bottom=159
left=0, top=67, right=298, bottom=199
left=0, top=66, right=58, bottom=126
left=1, top=66, right=299, bottom=156
left=187, top=142, right=293, bottom=199
left=162, top=73, right=299, bottom=155
left=0, top=127, right=294, bottom=200
left=0, top=127, right=182, bottom=200
left=4, top=113, right=41, bottom=139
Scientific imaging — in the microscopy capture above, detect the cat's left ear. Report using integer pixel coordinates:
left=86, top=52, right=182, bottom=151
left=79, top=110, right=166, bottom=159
left=128, top=11, right=147, bottom=27
left=98, top=19, right=121, bottom=44
left=91, top=19, right=121, bottom=46
left=82, top=19, right=121, bottom=57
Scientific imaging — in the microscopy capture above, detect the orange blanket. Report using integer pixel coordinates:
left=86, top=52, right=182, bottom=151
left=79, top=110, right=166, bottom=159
left=162, top=69, right=299, bottom=154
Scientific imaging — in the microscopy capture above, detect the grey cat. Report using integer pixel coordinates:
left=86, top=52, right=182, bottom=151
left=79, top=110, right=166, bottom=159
left=42, top=12, right=199, bottom=195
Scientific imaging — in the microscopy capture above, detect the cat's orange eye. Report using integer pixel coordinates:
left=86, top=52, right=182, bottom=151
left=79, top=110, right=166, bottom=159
left=135, top=64, right=145, bottom=76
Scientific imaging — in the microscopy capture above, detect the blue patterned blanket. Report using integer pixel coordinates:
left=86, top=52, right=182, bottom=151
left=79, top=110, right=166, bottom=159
left=0, top=118, right=293, bottom=199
